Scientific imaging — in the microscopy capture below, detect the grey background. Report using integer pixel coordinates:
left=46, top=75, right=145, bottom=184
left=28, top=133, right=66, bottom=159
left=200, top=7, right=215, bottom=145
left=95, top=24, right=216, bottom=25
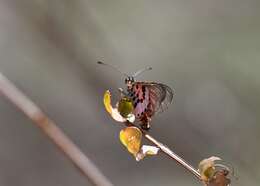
left=0, top=0, right=259, bottom=185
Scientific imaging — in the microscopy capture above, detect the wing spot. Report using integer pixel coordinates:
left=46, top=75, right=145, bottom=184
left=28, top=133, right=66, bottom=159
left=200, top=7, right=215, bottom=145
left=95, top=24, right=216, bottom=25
left=142, top=86, right=145, bottom=92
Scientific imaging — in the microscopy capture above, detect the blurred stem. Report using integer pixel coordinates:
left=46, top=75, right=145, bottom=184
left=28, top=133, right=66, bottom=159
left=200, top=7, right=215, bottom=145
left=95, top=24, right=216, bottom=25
left=0, top=73, right=113, bottom=186
left=144, top=132, right=201, bottom=179
left=126, top=121, right=202, bottom=182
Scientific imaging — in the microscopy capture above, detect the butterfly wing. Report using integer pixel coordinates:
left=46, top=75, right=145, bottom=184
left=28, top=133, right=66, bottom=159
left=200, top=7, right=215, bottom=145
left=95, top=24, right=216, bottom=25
left=146, top=82, right=173, bottom=114
left=129, top=82, right=173, bottom=119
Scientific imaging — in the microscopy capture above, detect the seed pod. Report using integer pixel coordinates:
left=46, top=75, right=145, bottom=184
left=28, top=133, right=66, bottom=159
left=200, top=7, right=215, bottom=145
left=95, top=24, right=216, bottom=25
left=118, top=97, right=134, bottom=118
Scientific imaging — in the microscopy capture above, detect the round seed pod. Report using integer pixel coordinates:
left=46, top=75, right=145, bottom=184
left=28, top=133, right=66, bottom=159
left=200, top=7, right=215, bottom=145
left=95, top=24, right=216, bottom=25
left=118, top=97, right=134, bottom=118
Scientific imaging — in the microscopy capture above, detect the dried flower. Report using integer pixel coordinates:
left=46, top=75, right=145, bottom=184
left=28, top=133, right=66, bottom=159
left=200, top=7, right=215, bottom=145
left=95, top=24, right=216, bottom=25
left=198, top=156, right=231, bottom=186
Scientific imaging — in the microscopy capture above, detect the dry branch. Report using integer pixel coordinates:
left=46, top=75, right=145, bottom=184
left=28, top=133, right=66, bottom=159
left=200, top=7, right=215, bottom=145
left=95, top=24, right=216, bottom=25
left=0, top=73, right=113, bottom=186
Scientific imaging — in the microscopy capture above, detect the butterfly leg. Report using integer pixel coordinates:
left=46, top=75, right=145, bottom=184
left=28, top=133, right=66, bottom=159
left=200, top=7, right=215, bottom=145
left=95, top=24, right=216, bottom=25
left=141, top=122, right=150, bottom=130
left=140, top=114, right=151, bottom=130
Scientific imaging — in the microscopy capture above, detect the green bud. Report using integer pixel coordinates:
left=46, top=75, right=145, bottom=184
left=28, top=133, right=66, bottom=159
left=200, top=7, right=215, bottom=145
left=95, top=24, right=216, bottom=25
left=118, top=97, right=134, bottom=118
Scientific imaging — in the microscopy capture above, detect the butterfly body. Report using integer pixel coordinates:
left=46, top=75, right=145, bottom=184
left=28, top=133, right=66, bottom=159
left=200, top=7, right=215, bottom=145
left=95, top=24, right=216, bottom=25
left=125, top=79, right=173, bottom=130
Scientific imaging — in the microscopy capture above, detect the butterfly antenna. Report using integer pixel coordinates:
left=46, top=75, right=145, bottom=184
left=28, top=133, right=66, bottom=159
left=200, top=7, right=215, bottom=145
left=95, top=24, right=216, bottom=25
left=97, top=61, right=128, bottom=77
left=133, top=67, right=152, bottom=77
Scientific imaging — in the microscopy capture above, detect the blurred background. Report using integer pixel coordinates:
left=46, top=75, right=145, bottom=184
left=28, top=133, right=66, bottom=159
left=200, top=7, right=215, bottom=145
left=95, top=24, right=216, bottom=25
left=0, top=0, right=259, bottom=185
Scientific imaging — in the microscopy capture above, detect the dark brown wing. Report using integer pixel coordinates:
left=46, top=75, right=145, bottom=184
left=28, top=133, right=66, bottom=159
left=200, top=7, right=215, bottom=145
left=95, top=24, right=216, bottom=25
left=144, top=82, right=174, bottom=114
left=129, top=82, right=174, bottom=118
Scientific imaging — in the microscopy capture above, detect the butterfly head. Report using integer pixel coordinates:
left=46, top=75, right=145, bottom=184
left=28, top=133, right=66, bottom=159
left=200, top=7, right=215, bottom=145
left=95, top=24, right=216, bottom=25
left=124, top=76, right=135, bottom=89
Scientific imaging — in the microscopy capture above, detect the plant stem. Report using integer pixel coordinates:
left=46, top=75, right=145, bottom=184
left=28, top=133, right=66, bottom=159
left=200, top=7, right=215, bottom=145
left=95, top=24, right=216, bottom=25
left=126, top=121, right=201, bottom=182
left=144, top=133, right=201, bottom=180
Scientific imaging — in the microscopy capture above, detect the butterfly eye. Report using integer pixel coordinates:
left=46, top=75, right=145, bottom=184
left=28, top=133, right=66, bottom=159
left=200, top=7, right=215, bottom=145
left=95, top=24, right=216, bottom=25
left=125, top=78, right=128, bottom=84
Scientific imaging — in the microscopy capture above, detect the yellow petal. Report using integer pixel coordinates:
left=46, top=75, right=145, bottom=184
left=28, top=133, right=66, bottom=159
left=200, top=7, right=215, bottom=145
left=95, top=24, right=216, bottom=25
left=103, top=90, right=112, bottom=114
left=119, top=127, right=142, bottom=155
left=103, top=90, right=127, bottom=122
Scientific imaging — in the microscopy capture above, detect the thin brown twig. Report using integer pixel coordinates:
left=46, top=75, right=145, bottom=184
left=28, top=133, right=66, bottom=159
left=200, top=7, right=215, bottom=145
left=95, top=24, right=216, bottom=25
left=144, top=132, right=201, bottom=179
left=125, top=121, right=202, bottom=182
left=0, top=73, right=113, bottom=186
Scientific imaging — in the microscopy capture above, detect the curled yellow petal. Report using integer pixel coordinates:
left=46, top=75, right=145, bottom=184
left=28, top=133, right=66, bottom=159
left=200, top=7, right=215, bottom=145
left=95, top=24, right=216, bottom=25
left=119, top=127, right=142, bottom=156
left=103, top=90, right=112, bottom=114
left=103, top=90, right=127, bottom=122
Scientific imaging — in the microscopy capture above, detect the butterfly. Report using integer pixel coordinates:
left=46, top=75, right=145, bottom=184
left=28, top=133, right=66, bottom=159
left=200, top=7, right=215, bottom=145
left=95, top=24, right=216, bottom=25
left=98, top=61, right=174, bottom=130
